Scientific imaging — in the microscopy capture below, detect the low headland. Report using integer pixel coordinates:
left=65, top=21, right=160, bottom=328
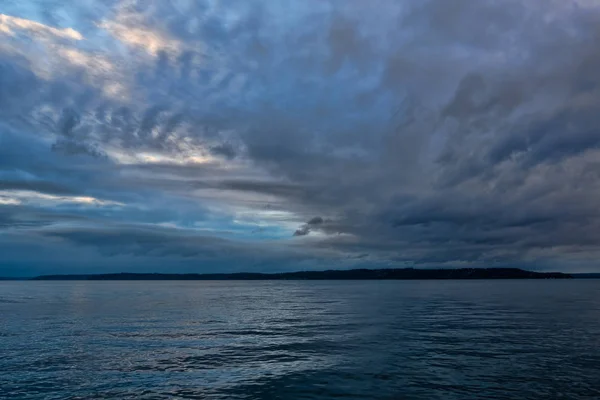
left=26, top=268, right=573, bottom=281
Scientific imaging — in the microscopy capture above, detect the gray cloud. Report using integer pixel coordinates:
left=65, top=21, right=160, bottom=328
left=293, top=226, right=310, bottom=237
left=307, top=217, right=324, bottom=225
left=0, top=180, right=76, bottom=196
left=210, top=142, right=238, bottom=160
left=293, top=216, right=325, bottom=236
left=2, top=0, right=600, bottom=275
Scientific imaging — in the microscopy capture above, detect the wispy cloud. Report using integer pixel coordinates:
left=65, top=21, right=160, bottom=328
left=0, top=14, right=83, bottom=40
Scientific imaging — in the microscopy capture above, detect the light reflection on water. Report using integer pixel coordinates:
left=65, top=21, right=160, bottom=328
left=1, top=280, right=600, bottom=399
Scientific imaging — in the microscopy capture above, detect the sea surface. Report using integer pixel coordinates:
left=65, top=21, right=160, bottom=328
left=1, top=280, right=600, bottom=399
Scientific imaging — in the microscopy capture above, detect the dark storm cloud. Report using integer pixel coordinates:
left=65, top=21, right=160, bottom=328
left=293, top=226, right=310, bottom=237
left=307, top=217, right=324, bottom=225
left=2, top=0, right=600, bottom=274
left=293, top=216, right=325, bottom=236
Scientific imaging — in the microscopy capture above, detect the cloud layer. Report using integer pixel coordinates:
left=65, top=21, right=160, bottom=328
left=1, top=0, right=600, bottom=275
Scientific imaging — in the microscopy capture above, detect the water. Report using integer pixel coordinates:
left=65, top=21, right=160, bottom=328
left=1, top=280, right=600, bottom=399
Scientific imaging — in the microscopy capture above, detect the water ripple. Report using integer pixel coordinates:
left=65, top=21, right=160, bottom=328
left=1, top=280, right=600, bottom=399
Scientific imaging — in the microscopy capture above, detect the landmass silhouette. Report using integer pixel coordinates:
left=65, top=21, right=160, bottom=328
left=29, top=268, right=572, bottom=280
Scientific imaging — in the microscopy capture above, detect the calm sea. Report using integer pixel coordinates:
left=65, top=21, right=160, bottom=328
left=1, top=280, right=600, bottom=399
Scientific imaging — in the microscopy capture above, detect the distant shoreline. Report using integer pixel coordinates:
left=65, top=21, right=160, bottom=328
left=0, top=268, right=582, bottom=281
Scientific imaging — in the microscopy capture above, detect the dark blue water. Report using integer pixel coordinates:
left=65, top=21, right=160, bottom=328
left=1, top=280, right=600, bottom=399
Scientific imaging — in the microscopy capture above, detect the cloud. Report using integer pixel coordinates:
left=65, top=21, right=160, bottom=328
left=0, top=14, right=83, bottom=40
left=0, top=190, right=124, bottom=207
left=210, top=142, right=238, bottom=160
left=0, top=180, right=76, bottom=196
left=99, top=20, right=183, bottom=56
left=307, top=217, right=324, bottom=225
left=293, top=216, right=325, bottom=236
left=2, top=0, right=600, bottom=275
left=41, top=224, right=235, bottom=258
left=293, top=226, right=310, bottom=237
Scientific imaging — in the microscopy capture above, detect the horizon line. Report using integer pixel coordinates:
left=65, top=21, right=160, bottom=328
left=2, top=267, right=593, bottom=281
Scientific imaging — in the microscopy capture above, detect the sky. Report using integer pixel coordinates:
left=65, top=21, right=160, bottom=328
left=1, top=0, right=600, bottom=276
